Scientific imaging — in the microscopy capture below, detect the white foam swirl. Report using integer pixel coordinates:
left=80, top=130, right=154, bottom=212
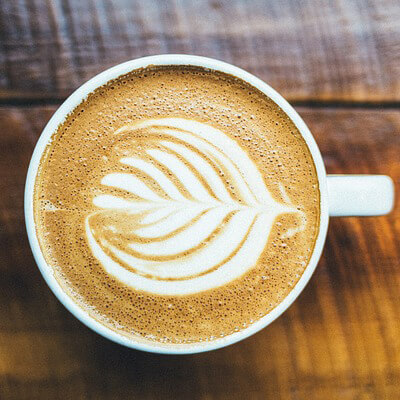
left=85, top=118, right=305, bottom=295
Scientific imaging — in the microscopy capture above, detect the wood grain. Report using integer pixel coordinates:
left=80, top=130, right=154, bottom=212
left=1, top=0, right=400, bottom=103
left=1, top=0, right=399, bottom=398
left=0, top=105, right=399, bottom=399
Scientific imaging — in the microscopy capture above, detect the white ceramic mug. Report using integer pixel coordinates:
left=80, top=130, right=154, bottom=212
left=25, top=55, right=395, bottom=354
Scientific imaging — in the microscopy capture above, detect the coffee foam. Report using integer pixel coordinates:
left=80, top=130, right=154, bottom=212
left=86, top=118, right=305, bottom=295
left=34, top=65, right=320, bottom=344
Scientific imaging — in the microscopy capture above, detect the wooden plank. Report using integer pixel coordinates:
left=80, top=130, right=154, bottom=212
left=1, top=0, right=400, bottom=102
left=0, top=105, right=399, bottom=399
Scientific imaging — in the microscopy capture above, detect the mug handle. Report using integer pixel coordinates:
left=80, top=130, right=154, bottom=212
left=327, top=175, right=395, bottom=216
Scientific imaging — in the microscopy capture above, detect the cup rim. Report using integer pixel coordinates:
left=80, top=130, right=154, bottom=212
left=24, top=54, right=329, bottom=354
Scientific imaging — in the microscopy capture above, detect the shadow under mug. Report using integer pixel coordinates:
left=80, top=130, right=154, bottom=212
left=24, top=55, right=395, bottom=354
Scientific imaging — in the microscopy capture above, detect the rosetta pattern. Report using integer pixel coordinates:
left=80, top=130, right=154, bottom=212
left=85, top=118, right=305, bottom=295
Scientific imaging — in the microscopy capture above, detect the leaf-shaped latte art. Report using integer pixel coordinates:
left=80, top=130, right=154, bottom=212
left=85, top=118, right=306, bottom=295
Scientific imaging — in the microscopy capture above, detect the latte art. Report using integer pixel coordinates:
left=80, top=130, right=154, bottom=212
left=86, top=118, right=306, bottom=295
left=34, top=65, right=320, bottom=343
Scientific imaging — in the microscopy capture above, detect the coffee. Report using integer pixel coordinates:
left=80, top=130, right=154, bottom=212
left=34, top=65, right=320, bottom=344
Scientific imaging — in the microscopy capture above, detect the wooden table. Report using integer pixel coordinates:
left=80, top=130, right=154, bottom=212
left=0, top=1, right=399, bottom=398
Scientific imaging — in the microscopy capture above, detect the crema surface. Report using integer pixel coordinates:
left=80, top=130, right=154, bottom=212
left=34, top=66, right=320, bottom=344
